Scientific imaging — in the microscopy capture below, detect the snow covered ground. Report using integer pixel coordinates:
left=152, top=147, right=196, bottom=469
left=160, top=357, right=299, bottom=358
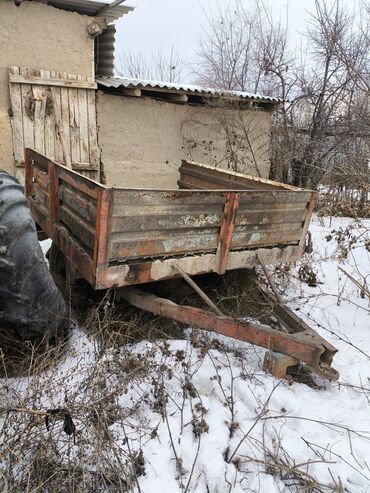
left=0, top=216, right=369, bottom=492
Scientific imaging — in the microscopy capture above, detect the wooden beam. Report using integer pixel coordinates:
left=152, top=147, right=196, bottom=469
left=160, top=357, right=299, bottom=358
left=120, top=87, right=142, bottom=97
left=258, top=254, right=283, bottom=305
left=163, top=93, right=188, bottom=103
left=9, top=74, right=97, bottom=90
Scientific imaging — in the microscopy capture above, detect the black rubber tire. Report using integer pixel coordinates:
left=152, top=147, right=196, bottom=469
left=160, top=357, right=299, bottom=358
left=0, top=170, right=69, bottom=339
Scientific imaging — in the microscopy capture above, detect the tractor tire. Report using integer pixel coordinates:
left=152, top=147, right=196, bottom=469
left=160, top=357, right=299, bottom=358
left=0, top=170, right=68, bottom=339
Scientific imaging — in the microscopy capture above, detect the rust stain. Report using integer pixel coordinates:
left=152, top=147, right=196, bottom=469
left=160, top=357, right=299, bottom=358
left=215, top=192, right=240, bottom=274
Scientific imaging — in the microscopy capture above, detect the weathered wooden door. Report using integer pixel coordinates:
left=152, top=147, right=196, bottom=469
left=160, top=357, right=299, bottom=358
left=9, top=66, right=100, bottom=181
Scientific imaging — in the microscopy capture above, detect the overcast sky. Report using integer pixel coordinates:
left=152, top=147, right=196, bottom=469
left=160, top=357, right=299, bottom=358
left=113, top=0, right=358, bottom=82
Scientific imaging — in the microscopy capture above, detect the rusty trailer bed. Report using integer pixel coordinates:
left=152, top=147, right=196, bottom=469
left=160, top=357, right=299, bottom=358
left=24, top=149, right=340, bottom=381
left=25, top=149, right=316, bottom=290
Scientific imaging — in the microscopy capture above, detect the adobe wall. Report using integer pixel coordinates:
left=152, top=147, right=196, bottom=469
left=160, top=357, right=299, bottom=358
left=0, top=0, right=94, bottom=174
left=97, top=91, right=272, bottom=188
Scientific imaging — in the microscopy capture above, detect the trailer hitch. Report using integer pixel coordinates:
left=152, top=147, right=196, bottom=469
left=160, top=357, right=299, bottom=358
left=119, top=286, right=339, bottom=382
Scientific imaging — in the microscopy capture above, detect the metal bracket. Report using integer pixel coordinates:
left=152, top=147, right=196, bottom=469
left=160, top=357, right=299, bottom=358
left=215, top=192, right=239, bottom=274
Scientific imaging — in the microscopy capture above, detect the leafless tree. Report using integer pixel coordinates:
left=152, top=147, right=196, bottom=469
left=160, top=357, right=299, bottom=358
left=291, top=0, right=369, bottom=190
left=196, top=0, right=369, bottom=198
left=118, top=46, right=185, bottom=83
left=195, top=0, right=298, bottom=182
left=195, top=0, right=267, bottom=93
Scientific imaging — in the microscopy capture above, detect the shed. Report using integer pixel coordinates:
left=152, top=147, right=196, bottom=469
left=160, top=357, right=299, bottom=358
left=96, top=77, right=282, bottom=187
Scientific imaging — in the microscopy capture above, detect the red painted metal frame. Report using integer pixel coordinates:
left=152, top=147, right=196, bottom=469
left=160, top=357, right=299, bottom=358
left=93, top=188, right=112, bottom=272
left=119, top=287, right=338, bottom=375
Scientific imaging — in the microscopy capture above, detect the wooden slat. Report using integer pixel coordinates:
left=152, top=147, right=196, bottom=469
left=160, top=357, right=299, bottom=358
left=110, top=208, right=306, bottom=233
left=19, top=67, right=35, bottom=157
left=111, top=212, right=221, bottom=232
left=50, top=71, right=64, bottom=163
left=33, top=78, right=46, bottom=155
left=60, top=71, right=72, bottom=167
left=40, top=70, right=55, bottom=161
left=78, top=76, right=89, bottom=164
left=109, top=229, right=219, bottom=260
left=33, top=167, right=49, bottom=191
left=87, top=88, right=99, bottom=167
left=231, top=223, right=303, bottom=249
left=236, top=208, right=307, bottom=226
left=113, top=190, right=228, bottom=207
left=32, top=181, right=50, bottom=209
left=112, top=189, right=311, bottom=207
left=9, top=73, right=97, bottom=89
left=68, top=73, right=81, bottom=164
left=57, top=168, right=102, bottom=199
left=179, top=160, right=304, bottom=192
left=9, top=66, right=24, bottom=166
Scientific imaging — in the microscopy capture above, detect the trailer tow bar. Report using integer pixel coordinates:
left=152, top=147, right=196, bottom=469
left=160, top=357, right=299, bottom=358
left=119, top=286, right=339, bottom=382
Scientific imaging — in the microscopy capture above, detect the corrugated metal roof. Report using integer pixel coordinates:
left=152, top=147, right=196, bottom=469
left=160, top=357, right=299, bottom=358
left=95, top=25, right=116, bottom=76
left=96, top=76, right=283, bottom=104
left=47, top=0, right=134, bottom=23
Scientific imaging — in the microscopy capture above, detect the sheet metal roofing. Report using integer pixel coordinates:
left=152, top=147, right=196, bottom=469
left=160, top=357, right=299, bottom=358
left=96, top=76, right=283, bottom=104
left=47, top=0, right=134, bottom=23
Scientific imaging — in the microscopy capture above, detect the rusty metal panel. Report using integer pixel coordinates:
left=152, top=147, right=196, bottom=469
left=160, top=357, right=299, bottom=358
left=232, top=225, right=304, bottom=249
left=109, top=189, right=227, bottom=261
left=96, top=245, right=300, bottom=289
left=178, top=160, right=305, bottom=191
left=109, top=187, right=311, bottom=263
left=55, top=169, right=98, bottom=253
left=58, top=183, right=97, bottom=224
left=25, top=150, right=101, bottom=281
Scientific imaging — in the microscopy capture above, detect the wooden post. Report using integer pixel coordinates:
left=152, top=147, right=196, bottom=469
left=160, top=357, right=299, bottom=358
left=298, top=192, right=317, bottom=255
left=257, top=254, right=283, bottom=305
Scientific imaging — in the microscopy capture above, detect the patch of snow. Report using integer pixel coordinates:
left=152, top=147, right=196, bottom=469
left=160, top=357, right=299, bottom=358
left=1, top=216, right=369, bottom=492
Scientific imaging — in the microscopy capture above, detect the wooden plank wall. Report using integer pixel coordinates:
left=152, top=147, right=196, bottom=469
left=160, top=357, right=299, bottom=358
left=9, top=66, right=99, bottom=180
